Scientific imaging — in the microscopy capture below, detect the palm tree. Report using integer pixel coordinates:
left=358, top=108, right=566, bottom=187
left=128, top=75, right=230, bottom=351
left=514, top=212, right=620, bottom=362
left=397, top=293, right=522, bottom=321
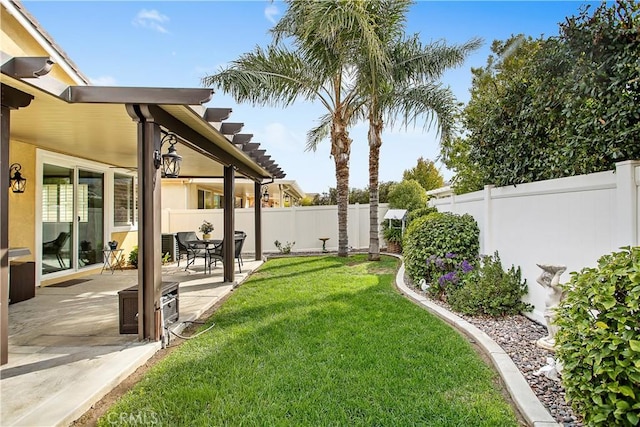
left=203, top=1, right=392, bottom=257
left=360, top=34, right=482, bottom=260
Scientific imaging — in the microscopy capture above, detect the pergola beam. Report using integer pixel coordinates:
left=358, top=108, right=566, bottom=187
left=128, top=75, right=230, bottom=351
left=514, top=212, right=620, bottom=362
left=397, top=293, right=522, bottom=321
left=62, top=86, right=214, bottom=105
left=1, top=57, right=54, bottom=78
left=204, top=107, right=232, bottom=123
left=232, top=133, right=253, bottom=145
left=242, top=143, right=261, bottom=152
left=139, top=105, right=265, bottom=182
left=220, top=122, right=243, bottom=136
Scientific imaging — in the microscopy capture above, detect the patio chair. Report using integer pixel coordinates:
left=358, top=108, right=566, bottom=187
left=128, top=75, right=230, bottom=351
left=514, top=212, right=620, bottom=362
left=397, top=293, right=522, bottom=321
left=175, top=231, right=206, bottom=270
left=208, top=231, right=247, bottom=273
left=234, top=231, right=247, bottom=272
left=42, top=231, right=70, bottom=268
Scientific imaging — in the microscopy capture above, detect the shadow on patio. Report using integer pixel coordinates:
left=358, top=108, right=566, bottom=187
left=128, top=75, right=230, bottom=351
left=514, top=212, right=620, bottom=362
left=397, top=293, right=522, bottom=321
left=0, top=258, right=263, bottom=427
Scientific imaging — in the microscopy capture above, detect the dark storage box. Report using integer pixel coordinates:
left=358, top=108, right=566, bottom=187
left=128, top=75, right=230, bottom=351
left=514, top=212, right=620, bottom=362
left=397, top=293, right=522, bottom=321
left=10, top=261, right=36, bottom=304
left=118, top=281, right=179, bottom=334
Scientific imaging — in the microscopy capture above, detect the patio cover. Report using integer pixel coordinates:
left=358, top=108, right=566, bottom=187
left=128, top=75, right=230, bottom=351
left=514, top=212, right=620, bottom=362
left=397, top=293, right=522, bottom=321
left=0, top=70, right=279, bottom=363
left=1, top=74, right=278, bottom=181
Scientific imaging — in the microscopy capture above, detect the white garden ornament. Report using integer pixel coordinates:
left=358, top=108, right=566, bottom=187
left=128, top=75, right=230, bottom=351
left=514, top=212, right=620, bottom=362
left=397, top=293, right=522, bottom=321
left=535, top=264, right=567, bottom=351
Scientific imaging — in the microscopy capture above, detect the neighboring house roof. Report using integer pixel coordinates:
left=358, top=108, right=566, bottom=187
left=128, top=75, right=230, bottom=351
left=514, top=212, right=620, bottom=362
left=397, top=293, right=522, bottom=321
left=426, top=185, right=454, bottom=199
left=186, top=178, right=305, bottom=200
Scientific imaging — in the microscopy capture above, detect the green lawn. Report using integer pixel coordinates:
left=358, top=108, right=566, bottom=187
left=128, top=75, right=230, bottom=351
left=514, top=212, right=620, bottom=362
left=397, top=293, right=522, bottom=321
left=100, top=255, right=519, bottom=426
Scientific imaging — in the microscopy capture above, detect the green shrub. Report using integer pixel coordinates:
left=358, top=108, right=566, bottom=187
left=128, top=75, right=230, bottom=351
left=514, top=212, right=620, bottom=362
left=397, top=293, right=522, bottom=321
left=555, top=246, right=640, bottom=426
left=128, top=246, right=138, bottom=268
left=406, top=206, right=437, bottom=224
left=403, top=212, right=479, bottom=284
left=448, top=251, right=533, bottom=316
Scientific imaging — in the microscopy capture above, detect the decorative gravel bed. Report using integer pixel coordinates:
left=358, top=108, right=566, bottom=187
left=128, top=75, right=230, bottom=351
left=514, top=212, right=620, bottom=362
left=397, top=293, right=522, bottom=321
left=414, top=287, right=583, bottom=426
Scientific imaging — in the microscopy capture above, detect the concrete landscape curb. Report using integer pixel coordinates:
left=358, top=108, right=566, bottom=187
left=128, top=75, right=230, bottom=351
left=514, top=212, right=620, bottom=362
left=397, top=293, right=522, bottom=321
left=393, top=261, right=560, bottom=427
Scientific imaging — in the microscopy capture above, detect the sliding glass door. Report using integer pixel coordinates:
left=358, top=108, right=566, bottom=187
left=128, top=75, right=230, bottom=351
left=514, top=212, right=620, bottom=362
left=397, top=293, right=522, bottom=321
left=77, top=170, right=104, bottom=268
left=41, top=164, right=104, bottom=275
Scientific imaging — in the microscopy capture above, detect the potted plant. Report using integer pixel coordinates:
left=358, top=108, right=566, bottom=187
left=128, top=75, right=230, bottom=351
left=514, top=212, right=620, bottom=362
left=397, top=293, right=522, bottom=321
left=382, top=224, right=403, bottom=253
left=199, top=220, right=214, bottom=239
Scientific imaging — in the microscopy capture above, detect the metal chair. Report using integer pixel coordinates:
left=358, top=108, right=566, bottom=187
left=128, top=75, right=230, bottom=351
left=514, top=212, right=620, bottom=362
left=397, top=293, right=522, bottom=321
left=234, top=231, right=247, bottom=272
left=208, top=231, right=247, bottom=273
left=175, top=231, right=206, bottom=270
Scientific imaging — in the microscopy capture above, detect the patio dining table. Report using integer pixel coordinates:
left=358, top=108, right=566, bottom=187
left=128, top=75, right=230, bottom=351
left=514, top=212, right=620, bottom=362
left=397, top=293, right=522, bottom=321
left=187, top=239, right=222, bottom=274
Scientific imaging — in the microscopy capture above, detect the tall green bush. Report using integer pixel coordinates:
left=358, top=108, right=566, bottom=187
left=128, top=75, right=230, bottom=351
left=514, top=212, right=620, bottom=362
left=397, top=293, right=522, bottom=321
left=442, top=1, right=640, bottom=193
left=555, top=246, right=640, bottom=426
left=403, top=212, right=479, bottom=284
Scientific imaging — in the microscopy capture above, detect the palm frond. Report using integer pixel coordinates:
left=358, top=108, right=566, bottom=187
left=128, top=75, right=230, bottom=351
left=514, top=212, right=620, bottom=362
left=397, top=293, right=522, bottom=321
left=202, top=45, right=336, bottom=110
left=305, top=113, right=332, bottom=152
left=392, top=36, right=483, bottom=82
left=386, top=83, right=459, bottom=145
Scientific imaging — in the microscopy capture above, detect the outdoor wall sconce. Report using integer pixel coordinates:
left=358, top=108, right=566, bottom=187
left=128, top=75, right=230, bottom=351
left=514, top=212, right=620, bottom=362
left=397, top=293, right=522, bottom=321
left=9, top=163, right=26, bottom=193
left=284, top=193, right=290, bottom=204
left=154, top=132, right=182, bottom=178
left=262, top=187, right=270, bottom=203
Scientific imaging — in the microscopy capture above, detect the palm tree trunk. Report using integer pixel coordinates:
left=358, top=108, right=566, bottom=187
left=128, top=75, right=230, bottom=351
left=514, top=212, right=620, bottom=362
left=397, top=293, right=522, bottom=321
left=334, top=155, right=350, bottom=257
left=331, top=115, right=352, bottom=257
left=368, top=113, right=383, bottom=261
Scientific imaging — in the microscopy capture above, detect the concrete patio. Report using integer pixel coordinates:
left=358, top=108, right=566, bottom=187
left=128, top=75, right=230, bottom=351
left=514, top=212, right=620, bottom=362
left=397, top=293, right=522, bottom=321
left=0, top=258, right=263, bottom=427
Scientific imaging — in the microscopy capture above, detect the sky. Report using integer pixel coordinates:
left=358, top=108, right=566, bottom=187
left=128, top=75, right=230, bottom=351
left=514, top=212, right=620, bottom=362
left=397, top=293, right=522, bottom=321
left=23, top=0, right=600, bottom=195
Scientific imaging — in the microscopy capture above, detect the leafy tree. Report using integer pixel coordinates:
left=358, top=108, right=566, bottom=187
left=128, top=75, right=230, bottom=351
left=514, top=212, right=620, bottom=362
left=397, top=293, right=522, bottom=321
left=402, top=157, right=445, bottom=192
left=204, top=1, right=390, bottom=256
left=439, top=135, right=486, bottom=194
left=310, top=182, right=395, bottom=205
left=378, top=181, right=396, bottom=204
left=312, top=188, right=338, bottom=206
left=349, top=187, right=369, bottom=204
left=300, top=196, right=315, bottom=206
left=387, top=179, right=428, bottom=212
left=443, top=0, right=640, bottom=192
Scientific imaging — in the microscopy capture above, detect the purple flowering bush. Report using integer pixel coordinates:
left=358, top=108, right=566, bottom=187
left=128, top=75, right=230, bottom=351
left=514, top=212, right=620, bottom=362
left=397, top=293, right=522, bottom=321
left=447, top=251, right=532, bottom=316
left=425, top=253, right=476, bottom=299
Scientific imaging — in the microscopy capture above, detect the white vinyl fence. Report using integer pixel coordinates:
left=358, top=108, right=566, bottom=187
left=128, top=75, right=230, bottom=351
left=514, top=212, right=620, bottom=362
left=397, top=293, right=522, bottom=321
left=162, top=203, right=389, bottom=255
left=429, top=160, right=640, bottom=324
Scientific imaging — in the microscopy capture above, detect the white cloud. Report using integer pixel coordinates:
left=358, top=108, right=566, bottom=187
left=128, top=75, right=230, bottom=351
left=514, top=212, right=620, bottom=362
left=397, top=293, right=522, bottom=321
left=264, top=4, right=279, bottom=24
left=132, top=9, right=170, bottom=34
left=89, top=75, right=117, bottom=86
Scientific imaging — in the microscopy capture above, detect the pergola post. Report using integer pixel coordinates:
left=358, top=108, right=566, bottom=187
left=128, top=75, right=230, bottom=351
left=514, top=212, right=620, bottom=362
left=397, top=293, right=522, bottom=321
left=0, top=84, right=34, bottom=365
left=223, top=165, right=235, bottom=283
left=127, top=104, right=163, bottom=341
left=0, top=105, right=9, bottom=365
left=254, top=181, right=262, bottom=261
